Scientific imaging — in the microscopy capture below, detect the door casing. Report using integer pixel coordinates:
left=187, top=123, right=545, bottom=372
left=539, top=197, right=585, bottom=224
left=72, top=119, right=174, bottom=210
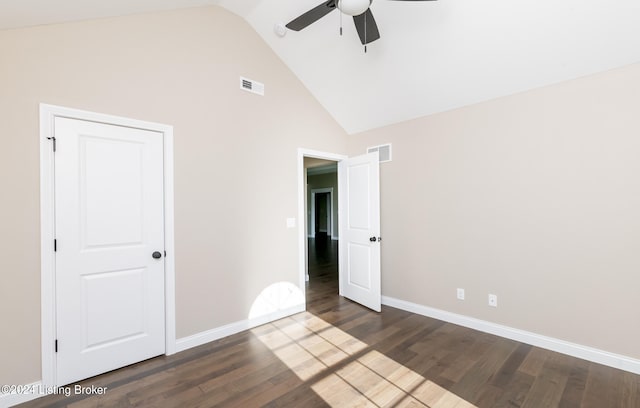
left=298, top=149, right=347, bottom=297
left=39, top=104, right=176, bottom=388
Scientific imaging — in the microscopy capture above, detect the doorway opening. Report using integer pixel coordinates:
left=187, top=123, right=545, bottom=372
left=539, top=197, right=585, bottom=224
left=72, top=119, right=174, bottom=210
left=311, top=190, right=332, bottom=239
left=306, top=160, right=339, bottom=304
left=297, top=148, right=381, bottom=312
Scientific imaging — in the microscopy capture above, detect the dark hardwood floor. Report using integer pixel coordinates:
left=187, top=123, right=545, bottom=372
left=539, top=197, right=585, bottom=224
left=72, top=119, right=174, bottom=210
left=17, top=235, right=640, bottom=407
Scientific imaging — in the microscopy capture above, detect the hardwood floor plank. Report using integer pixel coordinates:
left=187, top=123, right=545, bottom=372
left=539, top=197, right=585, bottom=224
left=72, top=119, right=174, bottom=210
left=521, top=353, right=571, bottom=408
left=261, top=384, right=330, bottom=408
left=518, top=346, right=549, bottom=377
left=557, top=358, right=589, bottom=408
left=490, top=343, right=532, bottom=389
left=621, top=371, right=640, bottom=407
left=492, top=371, right=535, bottom=408
left=450, top=338, right=519, bottom=401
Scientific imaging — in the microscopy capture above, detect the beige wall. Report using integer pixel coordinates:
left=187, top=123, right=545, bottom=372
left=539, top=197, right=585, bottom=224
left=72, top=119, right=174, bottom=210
left=307, top=171, right=339, bottom=238
left=0, top=6, right=347, bottom=385
left=347, top=63, right=640, bottom=360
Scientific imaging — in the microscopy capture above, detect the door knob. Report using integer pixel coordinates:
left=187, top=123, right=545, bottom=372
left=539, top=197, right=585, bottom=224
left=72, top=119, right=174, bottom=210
left=152, top=251, right=162, bottom=259
left=369, top=237, right=377, bottom=242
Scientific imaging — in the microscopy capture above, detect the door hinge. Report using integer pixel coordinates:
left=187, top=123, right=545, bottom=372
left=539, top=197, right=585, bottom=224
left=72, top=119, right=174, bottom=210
left=47, top=136, right=56, bottom=152
left=55, top=340, right=58, bottom=353
left=54, top=239, right=57, bottom=252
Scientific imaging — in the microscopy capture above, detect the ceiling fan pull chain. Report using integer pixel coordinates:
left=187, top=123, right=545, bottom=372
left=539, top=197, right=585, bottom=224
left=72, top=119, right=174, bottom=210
left=364, top=11, right=367, bottom=53
left=340, top=7, right=343, bottom=36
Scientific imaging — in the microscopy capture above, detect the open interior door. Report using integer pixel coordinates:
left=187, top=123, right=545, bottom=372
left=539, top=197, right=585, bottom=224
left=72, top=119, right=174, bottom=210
left=339, top=152, right=381, bottom=312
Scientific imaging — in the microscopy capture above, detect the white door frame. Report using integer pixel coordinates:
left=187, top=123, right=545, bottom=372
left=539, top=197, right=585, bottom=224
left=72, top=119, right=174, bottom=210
left=310, top=188, right=334, bottom=238
left=297, top=149, right=347, bottom=295
left=39, top=104, right=176, bottom=388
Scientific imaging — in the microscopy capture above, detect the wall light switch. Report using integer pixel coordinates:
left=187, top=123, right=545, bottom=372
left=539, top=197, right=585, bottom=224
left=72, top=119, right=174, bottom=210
left=286, top=218, right=296, bottom=228
left=488, top=294, right=498, bottom=307
left=457, top=288, right=465, bottom=300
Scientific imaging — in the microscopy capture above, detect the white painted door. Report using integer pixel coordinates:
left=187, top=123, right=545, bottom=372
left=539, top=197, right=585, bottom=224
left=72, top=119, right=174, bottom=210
left=339, top=152, right=381, bottom=312
left=54, top=117, right=166, bottom=386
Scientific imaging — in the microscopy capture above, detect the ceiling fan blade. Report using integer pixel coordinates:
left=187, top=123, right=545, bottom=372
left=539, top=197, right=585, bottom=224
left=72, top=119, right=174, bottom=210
left=286, top=0, right=337, bottom=31
left=353, top=9, right=380, bottom=45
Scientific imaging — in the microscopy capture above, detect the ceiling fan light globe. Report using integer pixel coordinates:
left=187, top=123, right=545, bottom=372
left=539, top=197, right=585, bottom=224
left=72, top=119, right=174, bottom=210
left=337, top=0, right=371, bottom=16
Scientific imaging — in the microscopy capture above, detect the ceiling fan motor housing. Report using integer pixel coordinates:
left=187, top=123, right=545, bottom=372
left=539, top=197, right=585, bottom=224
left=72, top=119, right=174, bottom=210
left=337, top=0, right=373, bottom=16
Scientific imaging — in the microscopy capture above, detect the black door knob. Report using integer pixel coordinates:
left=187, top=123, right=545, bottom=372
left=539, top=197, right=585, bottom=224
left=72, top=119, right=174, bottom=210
left=152, top=251, right=162, bottom=259
left=369, top=237, right=377, bottom=242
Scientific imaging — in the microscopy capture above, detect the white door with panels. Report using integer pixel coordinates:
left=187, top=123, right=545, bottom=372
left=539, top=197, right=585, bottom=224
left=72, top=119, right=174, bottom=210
left=339, top=152, right=381, bottom=312
left=54, top=117, right=166, bottom=385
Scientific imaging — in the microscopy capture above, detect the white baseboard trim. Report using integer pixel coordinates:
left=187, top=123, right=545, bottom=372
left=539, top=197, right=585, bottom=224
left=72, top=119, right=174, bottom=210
left=382, top=296, right=640, bottom=375
left=1, top=381, right=44, bottom=407
left=175, top=304, right=305, bottom=353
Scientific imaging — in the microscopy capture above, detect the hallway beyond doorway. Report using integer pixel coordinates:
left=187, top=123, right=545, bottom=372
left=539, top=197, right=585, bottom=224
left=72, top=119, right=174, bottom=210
left=306, top=235, right=338, bottom=306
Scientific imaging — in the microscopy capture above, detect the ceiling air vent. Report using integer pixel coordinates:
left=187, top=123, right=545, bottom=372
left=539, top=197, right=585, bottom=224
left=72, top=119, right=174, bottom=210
left=240, top=76, right=265, bottom=96
left=367, top=144, right=392, bottom=163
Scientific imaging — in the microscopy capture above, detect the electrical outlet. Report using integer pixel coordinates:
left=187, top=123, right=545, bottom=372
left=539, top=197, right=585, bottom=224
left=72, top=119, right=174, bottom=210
left=488, top=294, right=498, bottom=307
left=457, top=288, right=465, bottom=300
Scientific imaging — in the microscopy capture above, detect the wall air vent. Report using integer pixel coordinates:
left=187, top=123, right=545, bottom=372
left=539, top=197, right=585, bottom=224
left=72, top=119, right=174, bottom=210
left=240, top=76, right=265, bottom=96
left=367, top=143, right=392, bottom=163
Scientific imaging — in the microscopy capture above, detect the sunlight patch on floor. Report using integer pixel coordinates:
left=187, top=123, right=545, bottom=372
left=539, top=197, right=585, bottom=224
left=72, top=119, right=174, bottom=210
left=253, top=312, right=477, bottom=407
left=253, top=314, right=367, bottom=381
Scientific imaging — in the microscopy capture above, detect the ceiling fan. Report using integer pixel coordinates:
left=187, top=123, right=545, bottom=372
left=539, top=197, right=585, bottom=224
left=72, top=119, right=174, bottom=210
left=286, top=0, right=438, bottom=49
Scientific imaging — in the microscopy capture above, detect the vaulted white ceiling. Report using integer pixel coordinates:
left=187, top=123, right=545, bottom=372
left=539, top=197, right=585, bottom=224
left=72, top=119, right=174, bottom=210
left=2, top=0, right=640, bottom=134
